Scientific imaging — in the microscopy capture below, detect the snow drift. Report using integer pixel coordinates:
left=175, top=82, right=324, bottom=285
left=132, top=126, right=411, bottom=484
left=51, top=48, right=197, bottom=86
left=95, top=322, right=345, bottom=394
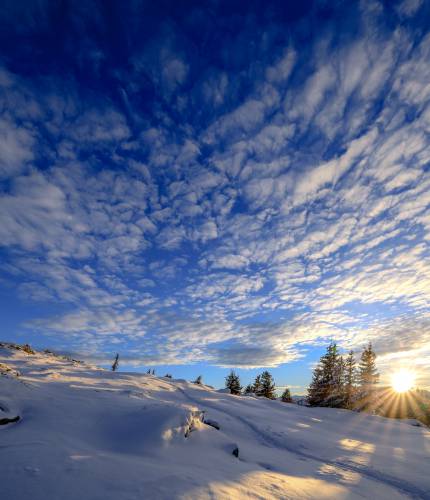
left=1, top=344, right=429, bottom=499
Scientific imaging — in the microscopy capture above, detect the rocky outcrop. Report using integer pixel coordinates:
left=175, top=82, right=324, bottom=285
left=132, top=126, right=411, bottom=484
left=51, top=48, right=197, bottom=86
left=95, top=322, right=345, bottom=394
left=0, top=415, right=20, bottom=425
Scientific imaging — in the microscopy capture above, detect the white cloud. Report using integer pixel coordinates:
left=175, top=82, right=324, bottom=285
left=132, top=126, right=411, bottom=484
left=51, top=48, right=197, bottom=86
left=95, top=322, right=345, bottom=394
left=211, top=254, right=249, bottom=270
left=0, top=117, right=35, bottom=179
left=68, top=109, right=130, bottom=143
left=396, top=0, right=423, bottom=17
left=162, top=57, right=189, bottom=91
left=202, top=72, right=229, bottom=106
left=265, top=48, right=296, bottom=84
left=204, top=98, right=267, bottom=145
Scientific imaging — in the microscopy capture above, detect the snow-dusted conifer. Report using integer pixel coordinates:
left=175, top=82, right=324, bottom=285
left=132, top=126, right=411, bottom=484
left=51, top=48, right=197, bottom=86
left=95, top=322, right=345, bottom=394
left=253, top=374, right=263, bottom=396
left=307, top=363, right=324, bottom=406
left=225, top=370, right=242, bottom=395
left=344, top=350, right=357, bottom=408
left=260, top=371, right=276, bottom=399
left=244, top=384, right=254, bottom=395
left=357, top=343, right=379, bottom=410
left=308, top=342, right=345, bottom=407
left=358, top=343, right=379, bottom=387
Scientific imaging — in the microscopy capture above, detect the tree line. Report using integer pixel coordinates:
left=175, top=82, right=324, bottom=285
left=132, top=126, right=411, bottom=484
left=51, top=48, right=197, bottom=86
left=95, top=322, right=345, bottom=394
left=225, top=369, right=293, bottom=402
left=193, top=342, right=380, bottom=410
left=110, top=343, right=380, bottom=410
left=308, top=342, right=379, bottom=410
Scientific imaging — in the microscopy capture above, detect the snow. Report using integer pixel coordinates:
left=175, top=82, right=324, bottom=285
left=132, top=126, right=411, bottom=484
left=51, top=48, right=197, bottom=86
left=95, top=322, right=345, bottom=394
left=1, top=345, right=429, bottom=499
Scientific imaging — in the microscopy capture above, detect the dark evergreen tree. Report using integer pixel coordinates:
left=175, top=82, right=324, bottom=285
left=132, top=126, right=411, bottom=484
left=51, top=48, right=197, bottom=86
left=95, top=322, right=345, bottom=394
left=225, top=370, right=242, bottom=395
left=357, top=343, right=379, bottom=410
left=253, top=374, right=263, bottom=396
left=307, top=342, right=344, bottom=407
left=260, top=371, right=276, bottom=399
left=333, top=354, right=346, bottom=407
left=244, top=383, right=254, bottom=394
left=307, top=363, right=324, bottom=406
left=111, top=353, right=119, bottom=372
left=193, top=375, right=203, bottom=385
left=343, top=350, right=357, bottom=409
left=281, top=387, right=293, bottom=403
left=358, top=343, right=379, bottom=386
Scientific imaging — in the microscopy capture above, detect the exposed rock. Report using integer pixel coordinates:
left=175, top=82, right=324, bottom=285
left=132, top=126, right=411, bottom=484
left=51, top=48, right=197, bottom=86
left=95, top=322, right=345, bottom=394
left=0, top=415, right=20, bottom=425
left=22, top=344, right=35, bottom=354
left=0, top=363, right=20, bottom=377
left=204, top=419, right=220, bottom=430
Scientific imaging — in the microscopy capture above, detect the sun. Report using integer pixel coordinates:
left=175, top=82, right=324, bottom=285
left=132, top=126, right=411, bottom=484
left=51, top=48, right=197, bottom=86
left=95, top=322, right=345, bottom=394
left=390, top=370, right=415, bottom=393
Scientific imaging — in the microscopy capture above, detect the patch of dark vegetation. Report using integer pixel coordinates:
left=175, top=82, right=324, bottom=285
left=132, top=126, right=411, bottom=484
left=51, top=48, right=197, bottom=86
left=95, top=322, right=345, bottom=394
left=1, top=342, right=35, bottom=355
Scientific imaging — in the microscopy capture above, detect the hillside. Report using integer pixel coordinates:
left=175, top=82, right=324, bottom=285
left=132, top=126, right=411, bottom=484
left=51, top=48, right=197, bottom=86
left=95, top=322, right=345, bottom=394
left=1, top=344, right=429, bottom=499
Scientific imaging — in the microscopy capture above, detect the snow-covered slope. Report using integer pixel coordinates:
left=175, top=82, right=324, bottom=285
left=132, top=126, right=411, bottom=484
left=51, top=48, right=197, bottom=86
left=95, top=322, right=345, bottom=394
left=1, top=345, right=429, bottom=499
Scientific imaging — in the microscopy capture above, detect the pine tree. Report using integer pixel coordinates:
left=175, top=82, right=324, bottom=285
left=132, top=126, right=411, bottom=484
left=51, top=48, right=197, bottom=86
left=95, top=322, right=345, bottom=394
left=225, top=370, right=242, bottom=395
left=193, top=375, right=203, bottom=385
left=253, top=374, right=263, bottom=396
left=358, top=343, right=379, bottom=410
left=111, top=353, right=119, bottom=372
left=344, top=350, right=356, bottom=409
left=324, top=343, right=338, bottom=406
left=244, top=384, right=254, bottom=395
left=281, top=387, right=293, bottom=403
left=307, top=363, right=324, bottom=406
left=260, top=371, right=276, bottom=399
left=358, top=343, right=379, bottom=386
left=325, top=343, right=345, bottom=407
left=333, top=354, right=345, bottom=407
left=307, top=342, right=345, bottom=407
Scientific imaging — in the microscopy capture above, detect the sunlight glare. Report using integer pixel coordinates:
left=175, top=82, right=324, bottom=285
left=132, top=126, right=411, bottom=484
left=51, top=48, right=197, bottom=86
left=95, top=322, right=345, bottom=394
left=390, top=370, right=415, bottom=393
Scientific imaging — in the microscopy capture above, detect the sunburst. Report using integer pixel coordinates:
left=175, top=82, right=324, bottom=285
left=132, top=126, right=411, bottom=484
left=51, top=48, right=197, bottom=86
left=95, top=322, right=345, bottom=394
left=390, top=370, right=415, bottom=393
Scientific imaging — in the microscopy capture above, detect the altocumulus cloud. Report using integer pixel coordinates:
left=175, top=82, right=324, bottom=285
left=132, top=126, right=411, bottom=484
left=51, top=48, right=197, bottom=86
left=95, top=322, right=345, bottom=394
left=0, top=0, right=429, bottom=385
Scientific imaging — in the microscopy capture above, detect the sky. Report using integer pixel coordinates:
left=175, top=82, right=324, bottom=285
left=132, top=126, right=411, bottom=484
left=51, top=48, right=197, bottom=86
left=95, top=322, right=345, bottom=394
left=1, top=0, right=430, bottom=392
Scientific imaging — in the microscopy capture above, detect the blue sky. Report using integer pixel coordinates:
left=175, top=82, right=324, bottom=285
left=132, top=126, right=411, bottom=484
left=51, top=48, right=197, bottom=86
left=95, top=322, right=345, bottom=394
left=1, top=0, right=430, bottom=392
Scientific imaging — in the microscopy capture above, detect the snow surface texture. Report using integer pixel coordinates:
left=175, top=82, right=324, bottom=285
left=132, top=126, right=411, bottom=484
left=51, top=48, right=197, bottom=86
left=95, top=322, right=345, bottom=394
left=1, top=345, right=429, bottom=499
